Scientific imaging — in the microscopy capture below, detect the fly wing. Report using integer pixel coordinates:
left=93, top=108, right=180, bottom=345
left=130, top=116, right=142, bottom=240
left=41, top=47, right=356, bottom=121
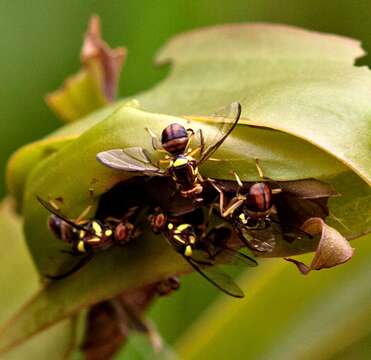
left=201, top=224, right=258, bottom=267
left=45, top=253, right=94, bottom=280
left=185, top=256, right=245, bottom=298
left=213, top=247, right=258, bottom=268
left=198, top=102, right=242, bottom=164
left=96, top=147, right=165, bottom=176
left=37, top=196, right=92, bottom=233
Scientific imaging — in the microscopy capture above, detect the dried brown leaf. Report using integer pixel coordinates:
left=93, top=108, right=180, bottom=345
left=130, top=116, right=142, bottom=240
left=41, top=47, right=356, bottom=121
left=81, top=15, right=126, bottom=102
left=46, top=15, right=126, bottom=123
left=81, top=278, right=179, bottom=360
left=285, top=217, right=354, bottom=274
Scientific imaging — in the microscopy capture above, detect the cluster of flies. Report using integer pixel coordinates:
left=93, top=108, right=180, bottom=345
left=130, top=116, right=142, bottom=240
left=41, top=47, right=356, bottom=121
left=39, top=102, right=293, bottom=298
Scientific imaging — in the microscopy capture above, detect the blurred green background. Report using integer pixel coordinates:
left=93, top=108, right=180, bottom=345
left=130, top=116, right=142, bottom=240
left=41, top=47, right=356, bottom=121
left=2, top=0, right=371, bottom=198
left=1, top=1, right=371, bottom=358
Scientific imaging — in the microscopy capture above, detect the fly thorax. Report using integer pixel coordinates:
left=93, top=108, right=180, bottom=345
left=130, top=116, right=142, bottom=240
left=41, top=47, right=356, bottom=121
left=171, top=223, right=197, bottom=255
left=236, top=208, right=271, bottom=230
left=171, top=155, right=198, bottom=189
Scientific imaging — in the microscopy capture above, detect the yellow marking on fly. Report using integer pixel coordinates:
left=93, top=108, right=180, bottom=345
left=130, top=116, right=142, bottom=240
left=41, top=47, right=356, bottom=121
left=175, top=223, right=191, bottom=233
left=173, top=235, right=185, bottom=244
left=92, top=221, right=103, bottom=236
left=189, top=235, right=196, bottom=244
left=167, top=223, right=174, bottom=230
left=173, top=157, right=188, bottom=167
left=184, top=245, right=193, bottom=257
left=105, top=229, right=113, bottom=237
left=77, top=240, right=86, bottom=253
left=79, top=230, right=86, bottom=239
left=87, top=237, right=101, bottom=243
left=239, top=213, right=247, bottom=224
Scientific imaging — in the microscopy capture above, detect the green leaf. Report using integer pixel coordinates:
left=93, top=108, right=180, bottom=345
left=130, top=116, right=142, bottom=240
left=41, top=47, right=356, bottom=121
left=6, top=137, right=75, bottom=209
left=3, top=24, right=371, bottom=353
left=0, top=199, right=38, bottom=324
left=2, top=319, right=77, bottom=360
left=136, top=23, right=371, bottom=185
left=175, top=234, right=371, bottom=359
left=2, top=103, right=366, bottom=354
left=22, top=104, right=351, bottom=275
left=0, top=199, right=77, bottom=358
left=45, top=16, right=126, bottom=123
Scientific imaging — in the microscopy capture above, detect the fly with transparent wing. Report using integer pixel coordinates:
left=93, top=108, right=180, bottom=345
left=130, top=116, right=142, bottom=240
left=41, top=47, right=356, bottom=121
left=37, top=196, right=140, bottom=280
left=149, top=209, right=257, bottom=298
left=96, top=102, right=242, bottom=199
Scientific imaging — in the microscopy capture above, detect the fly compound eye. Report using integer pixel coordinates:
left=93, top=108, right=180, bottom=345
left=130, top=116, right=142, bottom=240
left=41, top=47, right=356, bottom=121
left=161, top=123, right=188, bottom=155
left=48, top=215, right=62, bottom=238
left=247, top=182, right=272, bottom=213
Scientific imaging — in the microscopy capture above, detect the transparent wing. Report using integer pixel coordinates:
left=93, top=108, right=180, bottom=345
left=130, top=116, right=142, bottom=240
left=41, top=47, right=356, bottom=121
left=198, top=102, right=242, bottom=164
left=237, top=216, right=313, bottom=253
left=201, top=225, right=258, bottom=267
left=185, top=255, right=245, bottom=298
left=237, top=222, right=278, bottom=252
left=96, top=147, right=165, bottom=176
left=37, top=196, right=92, bottom=233
left=212, top=247, right=258, bottom=267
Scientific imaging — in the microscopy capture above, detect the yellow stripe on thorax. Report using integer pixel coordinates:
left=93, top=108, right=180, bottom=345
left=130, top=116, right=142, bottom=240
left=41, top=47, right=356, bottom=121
left=173, top=157, right=188, bottom=167
left=174, top=223, right=191, bottom=233
left=92, top=221, right=103, bottom=237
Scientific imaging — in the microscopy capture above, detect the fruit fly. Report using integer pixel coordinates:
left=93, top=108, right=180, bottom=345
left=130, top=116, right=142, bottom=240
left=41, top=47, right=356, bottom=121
left=210, top=162, right=319, bottom=252
left=96, top=102, right=242, bottom=199
left=210, top=161, right=284, bottom=251
left=211, top=160, right=276, bottom=223
left=148, top=208, right=257, bottom=298
left=37, top=196, right=140, bottom=280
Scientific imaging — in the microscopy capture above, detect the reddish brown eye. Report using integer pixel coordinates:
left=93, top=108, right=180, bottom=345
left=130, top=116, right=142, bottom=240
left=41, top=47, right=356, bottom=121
left=48, top=215, right=62, bottom=238
left=161, top=123, right=189, bottom=155
left=247, top=182, right=272, bottom=212
left=150, top=213, right=167, bottom=233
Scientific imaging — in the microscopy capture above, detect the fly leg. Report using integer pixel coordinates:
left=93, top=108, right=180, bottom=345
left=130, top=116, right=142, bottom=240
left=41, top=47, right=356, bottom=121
left=75, top=205, right=93, bottom=224
left=208, top=179, right=244, bottom=218
left=255, top=158, right=281, bottom=194
left=145, top=127, right=166, bottom=152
